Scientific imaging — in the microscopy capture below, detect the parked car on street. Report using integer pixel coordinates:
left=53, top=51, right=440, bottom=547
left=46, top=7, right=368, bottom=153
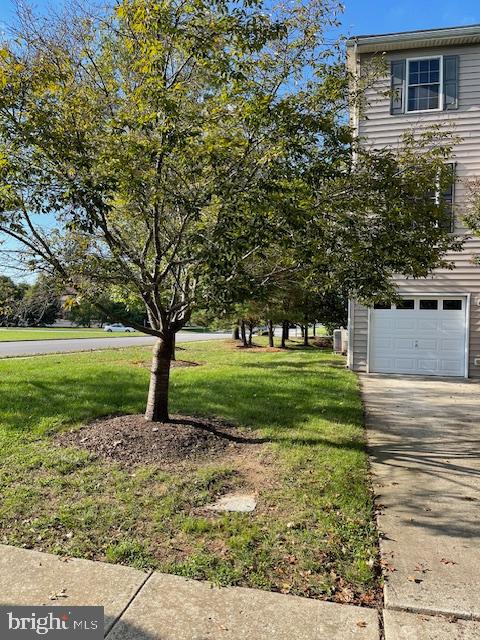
left=104, top=323, right=136, bottom=332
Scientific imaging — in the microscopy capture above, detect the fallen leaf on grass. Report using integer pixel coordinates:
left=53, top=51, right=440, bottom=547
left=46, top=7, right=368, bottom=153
left=380, top=558, right=396, bottom=573
left=335, top=586, right=355, bottom=604
left=283, top=554, right=298, bottom=565
left=359, top=592, right=378, bottom=606
left=414, top=563, right=429, bottom=573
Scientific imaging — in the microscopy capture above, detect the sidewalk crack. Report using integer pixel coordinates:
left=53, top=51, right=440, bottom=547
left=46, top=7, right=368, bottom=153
left=105, top=570, right=154, bottom=638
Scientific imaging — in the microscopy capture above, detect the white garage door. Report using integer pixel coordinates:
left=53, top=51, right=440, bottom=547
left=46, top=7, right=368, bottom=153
left=370, top=297, right=467, bottom=377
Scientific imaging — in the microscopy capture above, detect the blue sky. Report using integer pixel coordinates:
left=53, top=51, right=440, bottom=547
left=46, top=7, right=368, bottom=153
left=0, top=0, right=478, bottom=37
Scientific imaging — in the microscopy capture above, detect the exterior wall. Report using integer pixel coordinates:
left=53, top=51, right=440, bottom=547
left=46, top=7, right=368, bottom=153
left=351, top=43, right=480, bottom=376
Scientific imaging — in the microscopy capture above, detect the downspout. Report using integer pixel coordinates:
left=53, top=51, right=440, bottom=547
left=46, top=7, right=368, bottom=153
left=347, top=298, right=354, bottom=369
left=346, top=40, right=359, bottom=372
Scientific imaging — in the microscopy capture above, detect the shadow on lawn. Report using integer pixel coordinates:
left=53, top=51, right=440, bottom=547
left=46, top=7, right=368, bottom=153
left=0, top=367, right=148, bottom=434
left=1, top=349, right=362, bottom=452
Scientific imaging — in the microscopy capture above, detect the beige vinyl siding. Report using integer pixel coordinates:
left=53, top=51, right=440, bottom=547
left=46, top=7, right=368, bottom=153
left=352, top=44, right=480, bottom=376
left=351, top=302, right=369, bottom=371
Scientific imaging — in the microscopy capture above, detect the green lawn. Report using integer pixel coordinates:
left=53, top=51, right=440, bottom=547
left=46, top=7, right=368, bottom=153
left=0, top=339, right=379, bottom=603
left=0, top=327, right=142, bottom=341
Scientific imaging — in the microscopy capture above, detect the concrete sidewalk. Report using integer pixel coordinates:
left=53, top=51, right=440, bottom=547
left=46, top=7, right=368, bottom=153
left=0, top=544, right=379, bottom=639
left=361, top=374, right=480, bottom=639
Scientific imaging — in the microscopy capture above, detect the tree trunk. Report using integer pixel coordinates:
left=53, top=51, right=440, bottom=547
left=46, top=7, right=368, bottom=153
left=240, top=320, right=248, bottom=347
left=280, top=320, right=287, bottom=348
left=248, top=322, right=253, bottom=346
left=232, top=325, right=240, bottom=340
left=268, top=319, right=274, bottom=347
left=303, top=322, right=309, bottom=346
left=145, top=335, right=173, bottom=422
left=171, top=332, right=176, bottom=361
left=313, top=322, right=316, bottom=337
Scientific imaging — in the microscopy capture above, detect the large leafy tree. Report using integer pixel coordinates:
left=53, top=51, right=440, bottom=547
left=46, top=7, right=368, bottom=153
left=0, top=275, right=27, bottom=325
left=0, top=0, right=348, bottom=420
left=0, top=0, right=461, bottom=423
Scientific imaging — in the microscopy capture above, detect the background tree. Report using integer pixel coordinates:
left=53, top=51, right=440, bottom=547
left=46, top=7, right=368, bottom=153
left=0, top=275, right=27, bottom=325
left=65, top=295, right=146, bottom=327
left=15, top=275, right=60, bottom=326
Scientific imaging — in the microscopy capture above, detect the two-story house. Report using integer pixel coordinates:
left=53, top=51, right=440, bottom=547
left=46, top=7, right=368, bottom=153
left=346, top=24, right=480, bottom=379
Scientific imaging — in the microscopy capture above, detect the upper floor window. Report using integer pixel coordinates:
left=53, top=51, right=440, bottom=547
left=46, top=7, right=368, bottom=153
left=390, top=55, right=459, bottom=115
left=407, top=58, right=441, bottom=112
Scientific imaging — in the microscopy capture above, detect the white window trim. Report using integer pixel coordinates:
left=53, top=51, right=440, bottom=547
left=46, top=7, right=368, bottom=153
left=405, top=55, right=444, bottom=113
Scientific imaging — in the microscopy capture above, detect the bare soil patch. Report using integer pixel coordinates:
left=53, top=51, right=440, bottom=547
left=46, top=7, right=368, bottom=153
left=55, top=414, right=267, bottom=468
left=312, top=337, right=333, bottom=349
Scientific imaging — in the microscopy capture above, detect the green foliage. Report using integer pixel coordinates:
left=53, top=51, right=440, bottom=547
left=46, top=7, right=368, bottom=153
left=0, top=0, right=348, bottom=336
left=0, top=275, right=60, bottom=326
left=15, top=276, right=60, bottom=326
left=66, top=296, right=145, bottom=328
left=0, top=276, right=26, bottom=325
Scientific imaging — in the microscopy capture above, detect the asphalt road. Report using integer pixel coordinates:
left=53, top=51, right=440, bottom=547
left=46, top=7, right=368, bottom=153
left=0, top=331, right=232, bottom=358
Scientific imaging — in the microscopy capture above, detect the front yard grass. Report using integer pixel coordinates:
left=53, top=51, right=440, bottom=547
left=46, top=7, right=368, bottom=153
left=0, top=339, right=379, bottom=604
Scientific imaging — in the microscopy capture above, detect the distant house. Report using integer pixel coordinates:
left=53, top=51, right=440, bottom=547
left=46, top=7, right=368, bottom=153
left=346, top=24, right=480, bottom=378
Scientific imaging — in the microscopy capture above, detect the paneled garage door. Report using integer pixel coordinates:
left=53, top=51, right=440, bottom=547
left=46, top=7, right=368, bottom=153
left=370, top=296, right=467, bottom=377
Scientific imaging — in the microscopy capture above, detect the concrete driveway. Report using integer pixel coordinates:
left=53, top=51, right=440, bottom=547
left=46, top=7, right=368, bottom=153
left=361, top=375, right=480, bottom=637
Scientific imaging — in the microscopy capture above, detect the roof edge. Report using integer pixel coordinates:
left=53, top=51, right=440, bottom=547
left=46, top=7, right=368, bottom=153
left=346, top=24, right=480, bottom=49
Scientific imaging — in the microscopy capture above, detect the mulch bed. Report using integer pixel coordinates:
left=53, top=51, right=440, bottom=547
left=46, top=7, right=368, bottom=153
left=313, top=337, right=333, bottom=349
left=241, top=346, right=284, bottom=352
left=55, top=414, right=265, bottom=468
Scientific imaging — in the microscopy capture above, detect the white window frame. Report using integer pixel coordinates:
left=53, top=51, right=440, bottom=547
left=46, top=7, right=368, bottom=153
left=406, top=55, right=444, bottom=113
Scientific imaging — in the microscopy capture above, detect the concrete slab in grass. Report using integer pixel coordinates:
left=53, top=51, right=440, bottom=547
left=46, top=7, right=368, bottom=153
left=106, top=572, right=380, bottom=640
left=206, top=493, right=257, bottom=513
left=0, top=544, right=149, bottom=634
left=384, top=610, right=480, bottom=640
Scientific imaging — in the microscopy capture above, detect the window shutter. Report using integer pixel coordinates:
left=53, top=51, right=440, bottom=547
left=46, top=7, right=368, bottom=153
left=443, top=55, right=459, bottom=110
left=390, top=60, right=406, bottom=115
